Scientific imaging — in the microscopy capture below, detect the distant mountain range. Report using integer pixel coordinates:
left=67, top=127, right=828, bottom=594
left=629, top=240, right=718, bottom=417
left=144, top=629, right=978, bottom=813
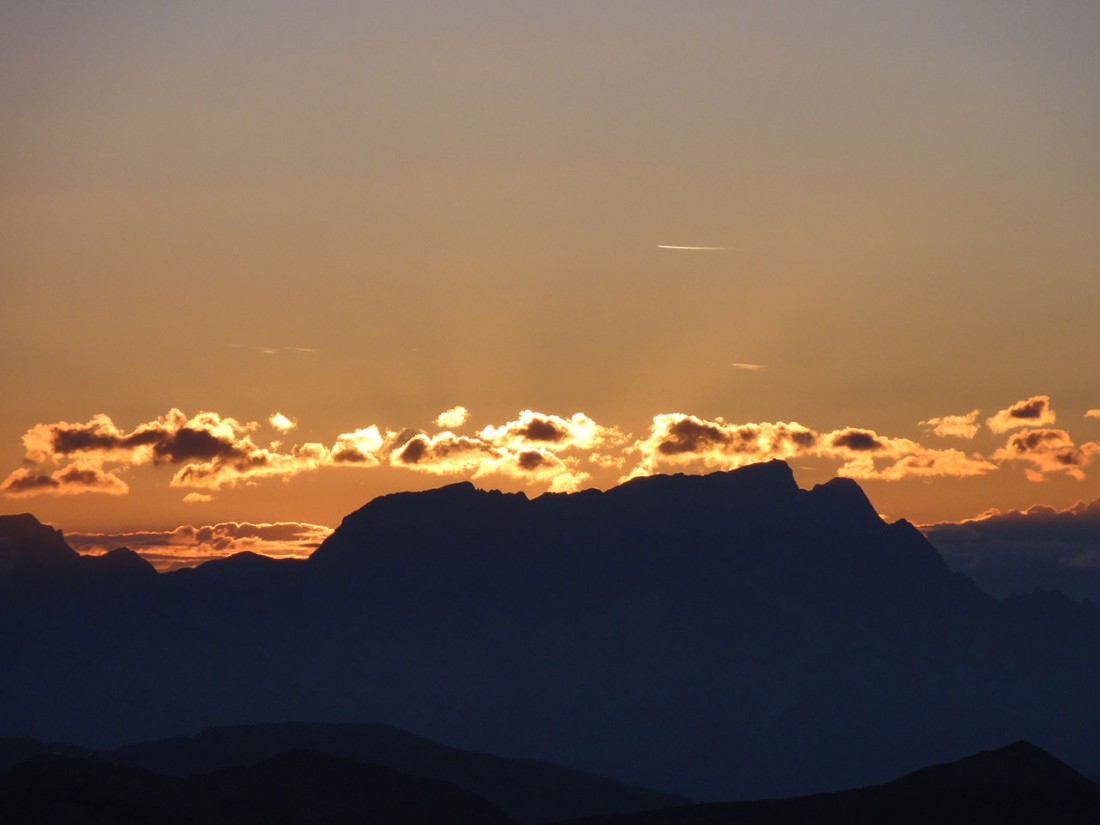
left=2, top=734, right=1097, bottom=825
left=3, top=461, right=1100, bottom=801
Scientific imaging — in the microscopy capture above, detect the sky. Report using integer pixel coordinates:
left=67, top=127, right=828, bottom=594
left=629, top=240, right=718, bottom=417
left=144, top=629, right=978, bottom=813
left=3, top=1, right=1099, bottom=568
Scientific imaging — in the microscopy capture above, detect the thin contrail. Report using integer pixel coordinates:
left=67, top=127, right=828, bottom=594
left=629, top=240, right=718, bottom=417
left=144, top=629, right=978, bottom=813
left=657, top=245, right=735, bottom=250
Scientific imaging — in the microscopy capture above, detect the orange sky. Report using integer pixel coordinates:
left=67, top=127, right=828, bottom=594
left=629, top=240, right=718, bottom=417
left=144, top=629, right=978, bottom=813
left=3, top=3, right=1099, bottom=555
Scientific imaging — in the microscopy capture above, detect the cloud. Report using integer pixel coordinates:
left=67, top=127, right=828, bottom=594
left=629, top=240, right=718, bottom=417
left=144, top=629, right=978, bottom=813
left=391, top=410, right=612, bottom=492
left=8, top=396, right=1094, bottom=501
left=0, top=461, right=128, bottom=498
left=730, top=363, right=765, bottom=371
left=920, top=409, right=981, bottom=439
left=629, top=416, right=993, bottom=482
left=657, top=245, right=735, bottom=250
left=992, top=428, right=1100, bottom=481
left=170, top=441, right=330, bottom=491
left=68, top=521, right=332, bottom=572
left=819, top=427, right=996, bottom=481
left=1087, top=409, right=1100, bottom=420
left=329, top=426, right=391, bottom=465
left=479, top=410, right=624, bottom=452
left=922, top=496, right=1100, bottom=602
left=20, top=409, right=258, bottom=466
left=434, top=406, right=470, bottom=428
left=269, top=413, right=297, bottom=433
left=987, top=396, right=1056, bottom=434
left=630, top=414, right=818, bottom=477
left=225, top=344, right=319, bottom=355
left=11, top=409, right=337, bottom=494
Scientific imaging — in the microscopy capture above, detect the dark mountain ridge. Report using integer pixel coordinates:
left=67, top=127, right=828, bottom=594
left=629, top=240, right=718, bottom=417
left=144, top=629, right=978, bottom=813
left=0, top=748, right=516, bottom=825
left=3, top=461, right=1100, bottom=800
left=560, top=741, right=1100, bottom=825
left=0, top=722, right=686, bottom=825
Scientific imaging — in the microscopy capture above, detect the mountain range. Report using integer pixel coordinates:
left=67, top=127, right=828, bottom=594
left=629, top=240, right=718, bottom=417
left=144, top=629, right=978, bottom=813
left=3, top=460, right=1100, bottom=801
left=2, top=735, right=1098, bottom=824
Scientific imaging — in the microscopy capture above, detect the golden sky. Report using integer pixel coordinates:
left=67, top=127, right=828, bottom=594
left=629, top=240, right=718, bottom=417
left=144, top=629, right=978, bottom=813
left=3, top=2, right=1099, bottom=561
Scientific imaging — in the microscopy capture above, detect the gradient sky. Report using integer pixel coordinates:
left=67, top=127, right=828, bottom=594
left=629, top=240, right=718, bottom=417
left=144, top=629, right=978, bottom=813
left=3, top=2, right=1099, bottom=565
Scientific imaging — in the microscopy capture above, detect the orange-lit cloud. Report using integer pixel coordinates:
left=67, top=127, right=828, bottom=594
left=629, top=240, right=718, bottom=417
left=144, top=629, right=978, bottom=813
left=1088, top=409, right=1100, bottom=420
left=329, top=426, right=392, bottom=465
left=0, top=461, right=129, bottom=498
left=992, top=428, right=1100, bottom=481
left=730, top=363, right=765, bottom=371
left=68, top=521, right=331, bottom=571
left=986, top=396, right=1056, bottom=434
left=479, top=410, right=625, bottom=452
left=391, top=429, right=593, bottom=492
left=630, top=414, right=818, bottom=476
left=920, top=409, right=981, bottom=439
left=269, top=412, right=297, bottom=433
left=434, top=406, right=470, bottom=428
left=6, top=396, right=1098, bottom=502
left=818, top=427, right=996, bottom=481
left=388, top=409, right=623, bottom=492
left=21, top=409, right=259, bottom=466
left=628, top=415, right=996, bottom=482
left=169, top=441, right=330, bottom=491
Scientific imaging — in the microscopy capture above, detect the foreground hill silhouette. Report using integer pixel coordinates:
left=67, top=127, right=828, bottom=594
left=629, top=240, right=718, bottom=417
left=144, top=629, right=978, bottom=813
left=0, top=749, right=515, bottom=825
left=560, top=741, right=1100, bottom=825
left=4, top=461, right=1100, bottom=800
left=2, top=740, right=1097, bottom=824
left=0, top=723, right=683, bottom=825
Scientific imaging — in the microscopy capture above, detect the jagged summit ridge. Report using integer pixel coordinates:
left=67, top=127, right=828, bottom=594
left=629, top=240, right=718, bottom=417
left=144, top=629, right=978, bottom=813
left=310, top=460, right=889, bottom=568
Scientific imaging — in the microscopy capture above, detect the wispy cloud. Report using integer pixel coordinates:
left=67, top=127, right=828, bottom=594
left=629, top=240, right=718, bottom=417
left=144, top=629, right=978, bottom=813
left=730, top=363, right=765, bottom=371
left=657, top=244, right=735, bottom=251
left=919, top=409, right=982, bottom=439
left=224, top=344, right=319, bottom=355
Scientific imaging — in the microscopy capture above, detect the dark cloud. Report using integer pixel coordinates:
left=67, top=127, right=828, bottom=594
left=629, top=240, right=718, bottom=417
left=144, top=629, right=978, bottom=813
left=0, top=470, right=59, bottom=496
left=829, top=430, right=885, bottom=452
left=152, top=427, right=245, bottom=463
left=397, top=436, right=429, bottom=465
left=0, top=462, right=128, bottom=499
left=517, top=450, right=550, bottom=470
left=656, top=418, right=731, bottom=455
left=518, top=417, right=568, bottom=443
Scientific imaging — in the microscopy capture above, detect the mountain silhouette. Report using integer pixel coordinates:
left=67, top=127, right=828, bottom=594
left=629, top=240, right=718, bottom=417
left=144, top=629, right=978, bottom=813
left=0, top=749, right=516, bottom=825
left=557, top=741, right=1100, bottom=824
left=3, top=461, right=1100, bottom=801
left=108, top=722, right=686, bottom=824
